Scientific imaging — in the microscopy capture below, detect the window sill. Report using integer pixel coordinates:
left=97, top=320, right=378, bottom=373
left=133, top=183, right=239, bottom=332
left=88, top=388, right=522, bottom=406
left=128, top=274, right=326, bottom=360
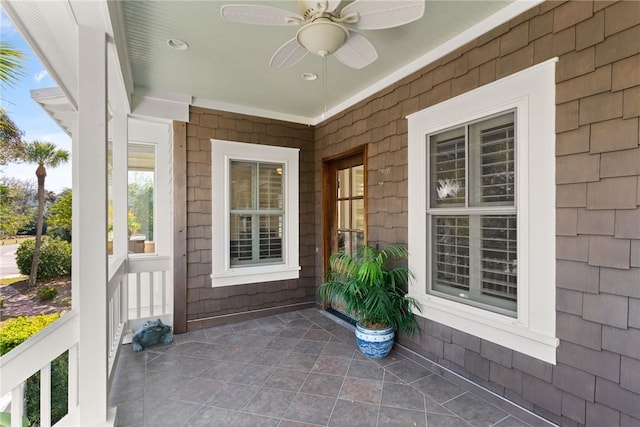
left=414, top=292, right=558, bottom=364
left=211, top=265, right=301, bottom=287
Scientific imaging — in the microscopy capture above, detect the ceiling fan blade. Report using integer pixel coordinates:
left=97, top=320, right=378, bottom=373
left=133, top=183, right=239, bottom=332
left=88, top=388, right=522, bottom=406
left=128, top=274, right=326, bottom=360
left=340, top=0, right=425, bottom=30
left=333, top=32, right=378, bottom=69
left=270, top=38, right=309, bottom=68
left=220, top=4, right=302, bottom=25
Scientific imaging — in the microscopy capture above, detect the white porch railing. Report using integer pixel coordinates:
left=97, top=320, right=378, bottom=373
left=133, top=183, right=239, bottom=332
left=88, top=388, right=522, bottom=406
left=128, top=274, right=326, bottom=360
left=0, top=255, right=172, bottom=427
left=0, top=311, right=79, bottom=427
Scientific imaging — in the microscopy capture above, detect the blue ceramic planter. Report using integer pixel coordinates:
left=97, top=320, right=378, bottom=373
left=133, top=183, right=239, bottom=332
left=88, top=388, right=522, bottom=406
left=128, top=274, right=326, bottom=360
left=355, top=322, right=395, bottom=358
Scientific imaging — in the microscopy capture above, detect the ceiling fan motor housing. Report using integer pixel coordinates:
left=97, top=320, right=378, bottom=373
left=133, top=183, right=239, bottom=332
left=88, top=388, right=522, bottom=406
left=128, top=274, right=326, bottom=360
left=296, top=16, right=349, bottom=56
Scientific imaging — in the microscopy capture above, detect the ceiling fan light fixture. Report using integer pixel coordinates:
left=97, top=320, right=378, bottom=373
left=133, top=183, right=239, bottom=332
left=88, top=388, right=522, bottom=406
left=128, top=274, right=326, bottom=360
left=296, top=19, right=348, bottom=56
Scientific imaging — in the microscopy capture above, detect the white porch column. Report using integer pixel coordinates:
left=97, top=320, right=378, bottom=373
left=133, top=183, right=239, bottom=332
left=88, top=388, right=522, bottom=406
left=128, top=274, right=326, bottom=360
left=73, top=25, right=109, bottom=425
left=112, top=113, right=129, bottom=259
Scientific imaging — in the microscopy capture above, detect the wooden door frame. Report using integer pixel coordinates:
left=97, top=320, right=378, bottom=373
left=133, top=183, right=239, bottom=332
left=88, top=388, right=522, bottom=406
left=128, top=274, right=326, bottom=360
left=321, top=145, right=368, bottom=276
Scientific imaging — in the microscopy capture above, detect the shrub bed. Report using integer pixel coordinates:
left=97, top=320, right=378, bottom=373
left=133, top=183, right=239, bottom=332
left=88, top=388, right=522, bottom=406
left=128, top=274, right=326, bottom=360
left=15, top=237, right=71, bottom=280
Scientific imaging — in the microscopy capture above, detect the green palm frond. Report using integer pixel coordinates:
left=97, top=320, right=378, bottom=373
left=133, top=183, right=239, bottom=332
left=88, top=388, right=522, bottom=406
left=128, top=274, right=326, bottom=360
left=0, top=41, right=26, bottom=89
left=319, top=244, right=421, bottom=335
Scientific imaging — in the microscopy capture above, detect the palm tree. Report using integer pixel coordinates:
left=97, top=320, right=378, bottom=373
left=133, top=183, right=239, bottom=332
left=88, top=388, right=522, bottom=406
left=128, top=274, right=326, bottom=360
left=22, top=141, right=70, bottom=286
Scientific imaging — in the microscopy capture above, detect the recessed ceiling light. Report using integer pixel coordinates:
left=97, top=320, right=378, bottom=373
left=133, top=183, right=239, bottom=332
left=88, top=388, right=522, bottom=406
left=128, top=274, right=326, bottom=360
left=167, top=39, right=189, bottom=50
left=301, top=72, right=318, bottom=81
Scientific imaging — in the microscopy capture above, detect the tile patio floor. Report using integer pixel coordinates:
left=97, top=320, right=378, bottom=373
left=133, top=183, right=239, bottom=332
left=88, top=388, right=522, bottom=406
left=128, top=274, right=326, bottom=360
left=109, top=308, right=553, bottom=427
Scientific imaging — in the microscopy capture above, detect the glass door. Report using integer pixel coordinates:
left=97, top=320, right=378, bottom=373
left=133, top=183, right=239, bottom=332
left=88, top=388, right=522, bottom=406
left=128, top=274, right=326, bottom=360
left=322, top=147, right=367, bottom=317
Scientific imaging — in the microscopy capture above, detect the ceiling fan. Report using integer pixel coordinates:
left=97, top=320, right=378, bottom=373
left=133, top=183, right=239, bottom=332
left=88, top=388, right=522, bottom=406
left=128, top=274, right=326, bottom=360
left=220, top=0, right=425, bottom=69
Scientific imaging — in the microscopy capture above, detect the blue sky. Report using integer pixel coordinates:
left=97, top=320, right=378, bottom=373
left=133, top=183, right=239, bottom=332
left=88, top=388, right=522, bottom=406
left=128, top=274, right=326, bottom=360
left=1, top=9, right=72, bottom=193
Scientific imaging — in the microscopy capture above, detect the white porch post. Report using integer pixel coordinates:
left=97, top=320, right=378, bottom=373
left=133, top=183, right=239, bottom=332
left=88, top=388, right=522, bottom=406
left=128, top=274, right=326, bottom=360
left=73, top=25, right=109, bottom=424
left=112, top=113, right=129, bottom=259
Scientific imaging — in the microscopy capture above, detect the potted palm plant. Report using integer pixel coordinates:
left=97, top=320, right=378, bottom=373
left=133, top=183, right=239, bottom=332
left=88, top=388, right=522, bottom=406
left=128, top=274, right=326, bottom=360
left=319, top=243, right=421, bottom=358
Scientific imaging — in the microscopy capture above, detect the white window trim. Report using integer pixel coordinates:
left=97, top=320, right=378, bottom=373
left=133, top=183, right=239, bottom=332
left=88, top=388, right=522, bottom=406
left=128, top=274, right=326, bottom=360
left=408, top=58, right=558, bottom=364
left=211, top=139, right=300, bottom=286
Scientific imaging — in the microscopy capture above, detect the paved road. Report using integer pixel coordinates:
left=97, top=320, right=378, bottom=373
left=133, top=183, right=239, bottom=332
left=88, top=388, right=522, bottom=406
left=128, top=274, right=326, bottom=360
left=0, top=244, right=21, bottom=277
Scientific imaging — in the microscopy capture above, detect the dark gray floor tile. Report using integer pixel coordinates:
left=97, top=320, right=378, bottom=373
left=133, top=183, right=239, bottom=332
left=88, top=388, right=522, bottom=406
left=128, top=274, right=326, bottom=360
left=311, top=355, right=351, bottom=376
left=183, top=406, right=237, bottom=427
left=383, top=371, right=406, bottom=384
left=279, top=420, right=322, bottom=427
left=292, top=340, right=326, bottom=355
left=277, top=327, right=309, bottom=339
left=300, top=373, right=345, bottom=397
left=265, top=337, right=301, bottom=352
left=230, top=319, right=260, bottom=332
left=249, top=349, right=289, bottom=366
left=146, top=353, right=209, bottom=377
left=264, top=368, right=309, bottom=391
left=201, top=325, right=233, bottom=341
left=189, top=343, right=227, bottom=359
left=214, top=344, right=261, bottom=363
left=374, top=350, right=406, bottom=366
left=230, top=363, right=275, bottom=385
left=339, top=377, right=383, bottom=404
left=328, top=399, right=379, bottom=427
left=426, top=396, right=456, bottom=415
left=200, top=359, right=243, bottom=381
left=493, top=416, right=530, bottom=427
left=278, top=311, right=305, bottom=322
left=160, top=341, right=202, bottom=356
left=321, top=342, right=356, bottom=359
left=443, top=393, right=508, bottom=427
left=287, top=318, right=315, bottom=329
left=143, top=398, right=200, bottom=427
left=229, top=413, right=280, bottom=426
left=243, top=388, right=296, bottom=418
left=172, top=376, right=225, bottom=404
left=284, top=393, right=336, bottom=425
left=144, top=371, right=192, bottom=399
left=378, top=405, right=427, bottom=427
left=212, top=333, right=272, bottom=348
left=303, top=329, right=332, bottom=341
left=173, top=329, right=207, bottom=344
left=412, top=375, right=465, bottom=404
left=206, top=382, right=261, bottom=410
left=384, top=358, right=432, bottom=383
left=426, top=413, right=471, bottom=427
left=381, top=382, right=425, bottom=410
left=109, top=382, right=144, bottom=407
left=115, top=400, right=143, bottom=426
left=279, top=353, right=319, bottom=371
left=347, top=359, right=385, bottom=380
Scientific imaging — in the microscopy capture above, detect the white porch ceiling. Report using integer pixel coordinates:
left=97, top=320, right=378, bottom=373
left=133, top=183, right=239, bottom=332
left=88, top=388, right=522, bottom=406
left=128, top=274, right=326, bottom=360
left=5, top=0, right=542, bottom=127
left=116, top=0, right=520, bottom=124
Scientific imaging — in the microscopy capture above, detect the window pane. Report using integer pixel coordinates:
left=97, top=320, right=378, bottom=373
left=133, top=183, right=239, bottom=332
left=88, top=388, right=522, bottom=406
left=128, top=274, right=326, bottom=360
left=430, top=128, right=466, bottom=207
left=230, top=213, right=253, bottom=264
left=481, top=215, right=517, bottom=303
left=432, top=216, right=470, bottom=294
left=337, top=168, right=350, bottom=199
left=230, top=161, right=255, bottom=210
left=352, top=199, right=364, bottom=230
left=259, top=214, right=283, bottom=261
left=338, top=200, right=350, bottom=229
left=352, top=165, right=364, bottom=197
left=259, top=163, right=283, bottom=210
left=128, top=143, right=155, bottom=253
left=469, top=112, right=515, bottom=206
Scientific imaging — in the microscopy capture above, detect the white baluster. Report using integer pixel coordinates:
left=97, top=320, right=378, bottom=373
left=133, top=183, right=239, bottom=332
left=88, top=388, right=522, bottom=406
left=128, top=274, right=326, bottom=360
left=40, top=363, right=51, bottom=427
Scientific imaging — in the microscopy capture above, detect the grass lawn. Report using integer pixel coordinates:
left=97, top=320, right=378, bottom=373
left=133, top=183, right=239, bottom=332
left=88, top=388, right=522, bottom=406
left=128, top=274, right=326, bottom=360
left=0, top=275, right=28, bottom=287
left=1, top=236, right=33, bottom=246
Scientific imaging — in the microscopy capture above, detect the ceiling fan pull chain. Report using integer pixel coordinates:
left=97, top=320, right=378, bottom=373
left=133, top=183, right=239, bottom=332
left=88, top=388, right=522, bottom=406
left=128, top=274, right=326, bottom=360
left=322, top=54, right=328, bottom=120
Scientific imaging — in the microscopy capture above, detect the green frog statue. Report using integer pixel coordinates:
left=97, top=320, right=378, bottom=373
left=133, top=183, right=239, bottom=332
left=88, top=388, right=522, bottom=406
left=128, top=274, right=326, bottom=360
left=132, top=319, right=174, bottom=351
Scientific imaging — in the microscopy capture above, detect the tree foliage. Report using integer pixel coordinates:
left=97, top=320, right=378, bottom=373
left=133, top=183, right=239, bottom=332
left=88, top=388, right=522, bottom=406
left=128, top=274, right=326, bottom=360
left=0, top=177, right=36, bottom=236
left=16, top=236, right=72, bottom=279
left=47, top=189, right=72, bottom=240
left=0, top=109, right=25, bottom=165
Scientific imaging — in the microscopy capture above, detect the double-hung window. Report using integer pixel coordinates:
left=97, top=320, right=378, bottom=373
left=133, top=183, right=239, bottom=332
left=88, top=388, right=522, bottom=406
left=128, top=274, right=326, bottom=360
left=211, top=140, right=300, bottom=286
left=429, top=111, right=517, bottom=316
left=408, top=59, right=558, bottom=363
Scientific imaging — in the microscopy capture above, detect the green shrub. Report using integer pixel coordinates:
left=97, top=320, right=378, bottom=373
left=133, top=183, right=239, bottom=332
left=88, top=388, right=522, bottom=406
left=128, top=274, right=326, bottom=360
left=0, top=314, right=67, bottom=425
left=15, top=237, right=71, bottom=280
left=36, top=286, right=57, bottom=301
left=0, top=314, right=60, bottom=355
